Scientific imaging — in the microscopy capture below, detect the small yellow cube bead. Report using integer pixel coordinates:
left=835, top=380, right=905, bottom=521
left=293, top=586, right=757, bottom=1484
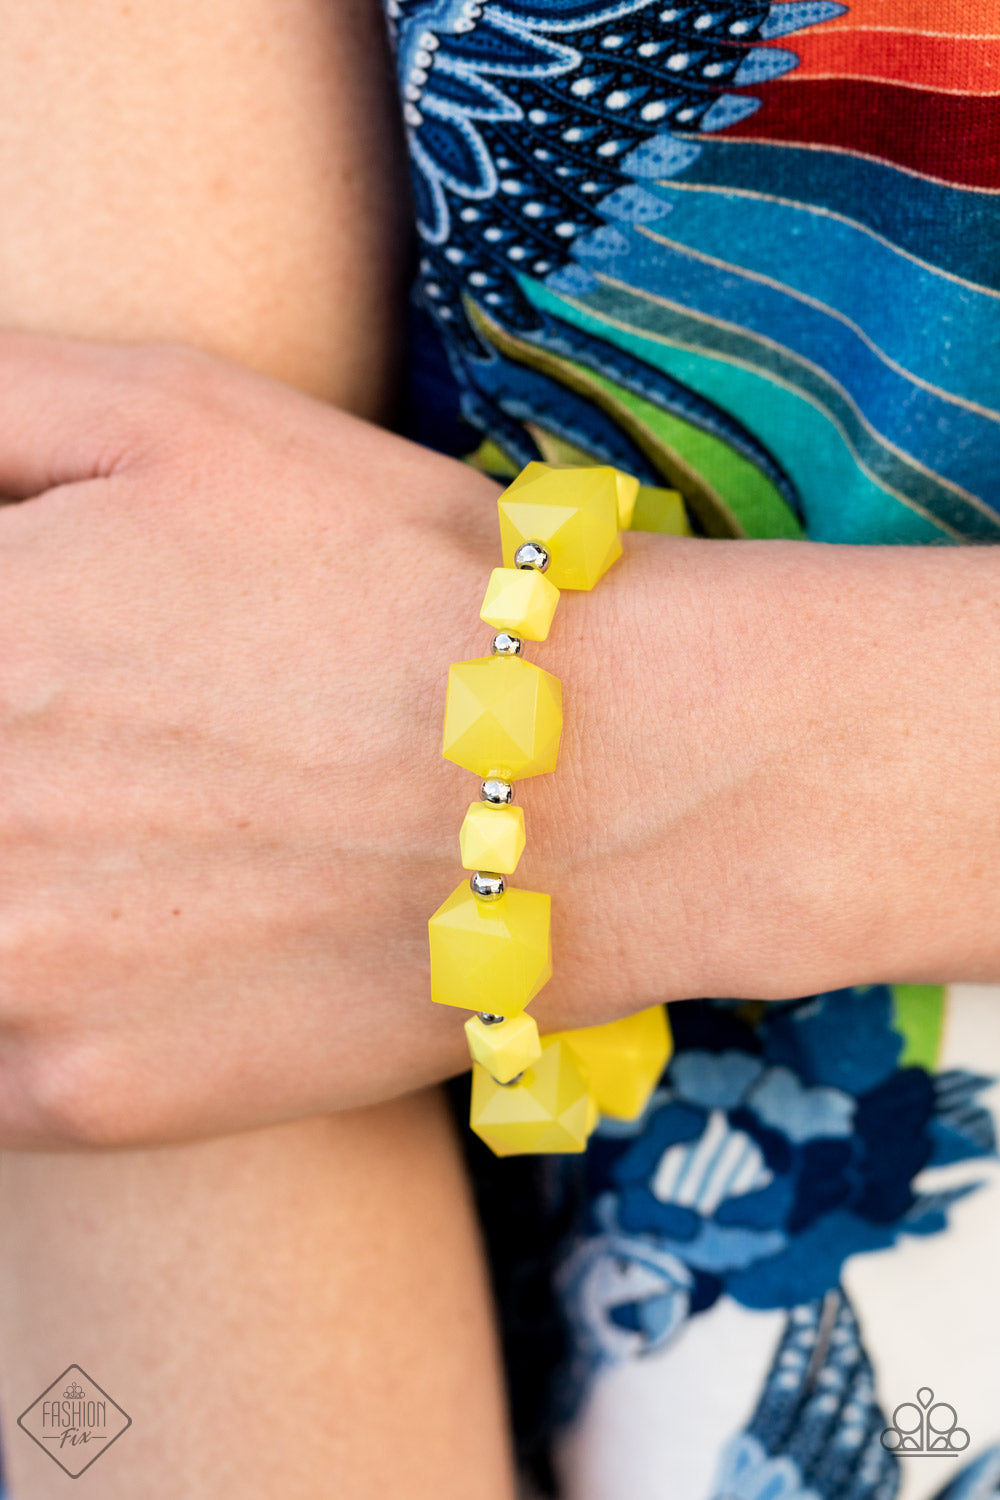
left=556, top=1005, right=672, bottom=1121
left=465, top=1011, right=542, bottom=1083
left=428, top=880, right=551, bottom=1016
left=480, top=567, right=560, bottom=642
left=497, top=464, right=623, bottom=591
left=631, top=485, right=691, bottom=536
left=613, top=471, right=640, bottom=530
left=470, top=1037, right=598, bottom=1156
left=442, top=655, right=562, bottom=781
left=459, top=801, right=525, bottom=875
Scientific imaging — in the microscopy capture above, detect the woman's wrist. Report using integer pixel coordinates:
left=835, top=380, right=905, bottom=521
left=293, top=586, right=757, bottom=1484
left=521, top=533, right=1000, bottom=1023
left=3, top=324, right=997, bottom=1151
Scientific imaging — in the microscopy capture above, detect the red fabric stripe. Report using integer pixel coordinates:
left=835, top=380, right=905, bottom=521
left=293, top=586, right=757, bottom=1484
left=718, top=78, right=1000, bottom=188
left=779, top=0, right=1000, bottom=37
left=790, top=30, right=1000, bottom=92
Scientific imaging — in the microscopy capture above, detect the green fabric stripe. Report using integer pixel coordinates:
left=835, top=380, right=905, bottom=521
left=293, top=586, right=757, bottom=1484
left=892, top=984, right=947, bottom=1071
left=578, top=366, right=804, bottom=540
left=471, top=297, right=801, bottom=540
left=470, top=300, right=742, bottom=536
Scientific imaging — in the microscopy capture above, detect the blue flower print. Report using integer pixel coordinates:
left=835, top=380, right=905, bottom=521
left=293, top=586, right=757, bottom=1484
left=386, top=0, right=843, bottom=345
left=391, top=1, right=577, bottom=248
left=559, top=989, right=996, bottom=1366
left=556, top=1203, right=695, bottom=1368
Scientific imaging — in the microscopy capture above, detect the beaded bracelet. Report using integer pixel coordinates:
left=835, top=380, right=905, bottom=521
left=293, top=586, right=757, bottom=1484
left=428, top=462, right=673, bottom=1157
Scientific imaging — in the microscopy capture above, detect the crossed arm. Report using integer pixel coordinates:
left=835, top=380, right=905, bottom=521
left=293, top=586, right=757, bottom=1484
left=1, top=346, right=999, bottom=1148
left=0, top=3, right=515, bottom=1497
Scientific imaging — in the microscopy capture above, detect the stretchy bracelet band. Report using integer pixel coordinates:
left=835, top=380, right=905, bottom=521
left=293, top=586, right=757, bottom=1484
left=428, top=462, right=673, bottom=1157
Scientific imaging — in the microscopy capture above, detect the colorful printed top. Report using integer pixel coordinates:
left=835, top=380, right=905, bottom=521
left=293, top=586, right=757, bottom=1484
left=384, top=3, right=1000, bottom=1498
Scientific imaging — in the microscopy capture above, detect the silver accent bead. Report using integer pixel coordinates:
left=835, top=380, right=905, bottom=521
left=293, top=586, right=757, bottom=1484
left=491, top=631, right=522, bottom=656
left=478, top=1012, right=506, bottom=1026
left=470, top=870, right=505, bottom=900
left=514, top=540, right=550, bottom=573
left=480, top=778, right=513, bottom=805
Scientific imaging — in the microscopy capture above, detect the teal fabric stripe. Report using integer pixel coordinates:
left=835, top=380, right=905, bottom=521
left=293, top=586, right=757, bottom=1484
left=664, top=139, right=1000, bottom=293
left=527, top=277, right=994, bottom=544
left=647, top=187, right=1000, bottom=413
left=571, top=230, right=1000, bottom=499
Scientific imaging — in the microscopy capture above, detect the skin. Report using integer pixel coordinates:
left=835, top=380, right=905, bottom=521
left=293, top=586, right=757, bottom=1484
left=0, top=1102, right=514, bottom=1500
left=0, top=0, right=410, bottom=415
left=1, top=343, right=999, bottom=1152
left=0, top=3, right=515, bottom=1498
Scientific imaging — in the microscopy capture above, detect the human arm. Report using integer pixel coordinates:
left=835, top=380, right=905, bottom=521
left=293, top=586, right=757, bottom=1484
left=0, top=0, right=409, bottom=414
left=0, top=5, right=517, bottom=1497
left=0, top=335, right=999, bottom=1150
left=547, top=528, right=1000, bottom=1010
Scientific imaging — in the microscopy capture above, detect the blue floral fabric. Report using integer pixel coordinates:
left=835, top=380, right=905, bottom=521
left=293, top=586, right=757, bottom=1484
left=554, top=991, right=995, bottom=1415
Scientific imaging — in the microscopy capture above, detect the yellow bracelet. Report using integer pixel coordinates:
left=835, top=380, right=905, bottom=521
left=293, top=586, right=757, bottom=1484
left=428, top=462, right=673, bottom=1157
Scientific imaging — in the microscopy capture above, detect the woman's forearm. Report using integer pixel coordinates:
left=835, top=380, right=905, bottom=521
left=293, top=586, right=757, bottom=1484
left=0, top=0, right=410, bottom=415
left=529, top=534, right=1000, bottom=1021
left=2, top=330, right=997, bottom=1142
left=0, top=9, right=517, bottom=1496
left=2, top=0, right=997, bottom=1099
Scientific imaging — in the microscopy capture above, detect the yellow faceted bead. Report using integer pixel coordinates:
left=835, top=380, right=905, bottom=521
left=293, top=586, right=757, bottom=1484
left=459, top=801, right=525, bottom=875
left=470, top=1037, right=597, bottom=1156
left=631, top=485, right=691, bottom=536
left=428, top=881, right=551, bottom=1016
left=613, top=470, right=640, bottom=530
left=585, top=1090, right=601, bottom=1136
left=556, top=1005, right=673, bottom=1121
left=497, top=463, right=623, bottom=591
left=442, top=655, right=562, bottom=781
left=499, top=460, right=550, bottom=498
left=480, top=567, right=560, bottom=641
left=465, top=1011, right=542, bottom=1083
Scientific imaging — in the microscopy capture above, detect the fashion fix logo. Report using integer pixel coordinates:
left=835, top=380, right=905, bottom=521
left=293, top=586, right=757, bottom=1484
left=18, top=1364, right=131, bottom=1477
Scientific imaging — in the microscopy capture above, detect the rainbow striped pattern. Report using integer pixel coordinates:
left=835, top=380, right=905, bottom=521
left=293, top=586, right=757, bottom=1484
left=531, top=0, right=1000, bottom=544
left=392, top=0, right=1000, bottom=548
